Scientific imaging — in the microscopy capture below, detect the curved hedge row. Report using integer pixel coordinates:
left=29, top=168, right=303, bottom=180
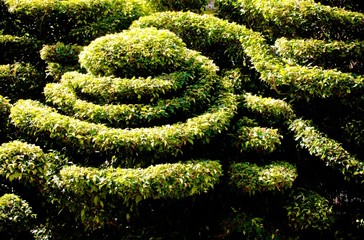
left=133, top=11, right=364, bottom=99
left=53, top=160, right=222, bottom=229
left=0, top=34, right=42, bottom=65
left=0, top=140, right=223, bottom=230
left=274, top=38, right=364, bottom=74
left=289, top=119, right=364, bottom=182
left=2, top=0, right=155, bottom=44
left=229, top=161, right=297, bottom=195
left=0, top=63, right=45, bottom=100
left=10, top=91, right=238, bottom=165
left=0, top=193, right=36, bottom=233
left=216, top=0, right=364, bottom=41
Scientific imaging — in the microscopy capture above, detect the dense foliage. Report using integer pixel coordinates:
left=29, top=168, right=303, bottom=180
left=0, top=0, right=363, bottom=239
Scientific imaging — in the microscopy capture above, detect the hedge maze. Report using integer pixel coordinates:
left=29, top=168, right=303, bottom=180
left=0, top=0, right=363, bottom=238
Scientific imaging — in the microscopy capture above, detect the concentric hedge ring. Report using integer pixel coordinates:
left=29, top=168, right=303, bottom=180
left=10, top=27, right=238, bottom=166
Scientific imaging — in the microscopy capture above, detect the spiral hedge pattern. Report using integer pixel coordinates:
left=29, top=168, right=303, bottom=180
left=2, top=0, right=364, bottom=237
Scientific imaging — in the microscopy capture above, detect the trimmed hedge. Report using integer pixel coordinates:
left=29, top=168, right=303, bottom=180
left=0, top=63, right=45, bottom=100
left=52, top=160, right=222, bottom=229
left=242, top=92, right=296, bottom=123
left=274, top=38, right=364, bottom=74
left=0, top=193, right=36, bottom=233
left=0, top=34, right=42, bottom=65
left=133, top=11, right=364, bottom=99
left=130, top=11, right=249, bottom=70
left=216, top=0, right=364, bottom=41
left=79, top=28, right=190, bottom=78
left=229, top=161, right=297, bottom=195
left=285, top=189, right=334, bottom=231
left=3, top=0, right=156, bottom=44
left=10, top=90, right=238, bottom=165
left=289, top=119, right=364, bottom=182
left=40, top=42, right=84, bottom=81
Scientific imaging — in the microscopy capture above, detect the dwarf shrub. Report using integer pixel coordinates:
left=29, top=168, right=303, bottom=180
left=0, top=193, right=36, bottom=233
left=0, top=140, right=66, bottom=185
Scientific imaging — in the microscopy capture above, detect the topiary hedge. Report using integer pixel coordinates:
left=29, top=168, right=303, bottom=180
left=2, top=0, right=156, bottom=44
left=216, top=0, right=364, bottom=41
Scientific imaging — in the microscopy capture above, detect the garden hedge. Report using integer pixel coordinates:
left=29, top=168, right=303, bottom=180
left=216, top=0, right=364, bottom=41
left=1, top=0, right=156, bottom=44
left=133, top=11, right=364, bottom=100
left=0, top=95, right=11, bottom=138
left=151, top=0, right=208, bottom=13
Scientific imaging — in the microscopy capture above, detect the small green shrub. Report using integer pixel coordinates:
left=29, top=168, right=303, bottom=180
left=0, top=193, right=36, bottom=233
left=229, top=161, right=297, bottom=195
left=0, top=62, right=45, bottom=100
left=285, top=189, right=335, bottom=231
